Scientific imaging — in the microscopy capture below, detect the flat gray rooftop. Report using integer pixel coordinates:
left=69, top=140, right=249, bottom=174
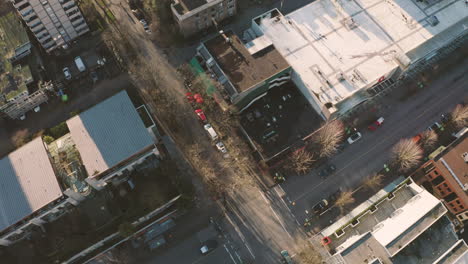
left=67, top=91, right=154, bottom=177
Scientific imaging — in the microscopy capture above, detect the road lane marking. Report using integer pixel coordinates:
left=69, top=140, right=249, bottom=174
left=273, top=186, right=303, bottom=227
left=224, top=244, right=238, bottom=264
left=291, top=80, right=465, bottom=203
left=258, top=190, right=294, bottom=239
left=224, top=211, right=256, bottom=259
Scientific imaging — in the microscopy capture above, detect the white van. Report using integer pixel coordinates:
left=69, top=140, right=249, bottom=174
left=74, top=56, right=86, bottom=72
left=204, top=124, right=218, bottom=141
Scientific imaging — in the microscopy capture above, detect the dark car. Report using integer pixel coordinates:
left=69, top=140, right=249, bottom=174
left=318, top=164, right=336, bottom=179
left=312, top=189, right=342, bottom=216
left=200, top=240, right=218, bottom=255
left=313, top=200, right=329, bottom=215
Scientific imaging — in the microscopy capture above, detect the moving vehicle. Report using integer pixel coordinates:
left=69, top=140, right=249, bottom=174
left=195, top=109, right=207, bottom=122
left=63, top=67, right=72, bottom=80
left=347, top=131, right=362, bottom=144
left=74, top=56, right=86, bottom=72
left=204, top=124, right=218, bottom=141
left=200, top=240, right=218, bottom=255
left=215, top=142, right=227, bottom=153
left=318, top=164, right=336, bottom=179
left=280, top=250, right=293, bottom=264
left=312, top=189, right=342, bottom=216
left=367, top=117, right=384, bottom=131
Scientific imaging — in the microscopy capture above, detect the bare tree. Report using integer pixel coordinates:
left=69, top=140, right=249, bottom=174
left=363, top=173, right=384, bottom=191
left=391, top=139, right=423, bottom=172
left=286, top=149, right=315, bottom=174
left=335, top=191, right=355, bottom=213
left=450, top=104, right=468, bottom=129
left=313, top=121, right=345, bottom=158
left=419, top=130, right=438, bottom=152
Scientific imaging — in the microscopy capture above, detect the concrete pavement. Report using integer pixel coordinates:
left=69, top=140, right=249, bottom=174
left=279, top=57, right=468, bottom=230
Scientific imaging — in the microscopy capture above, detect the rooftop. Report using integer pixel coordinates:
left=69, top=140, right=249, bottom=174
left=172, top=0, right=217, bottom=15
left=322, top=180, right=465, bottom=264
left=0, top=138, right=63, bottom=232
left=434, top=132, right=468, bottom=190
left=253, top=0, right=468, bottom=114
left=203, top=30, right=290, bottom=94
left=0, top=12, right=32, bottom=103
left=66, top=91, right=154, bottom=177
left=239, top=81, right=322, bottom=160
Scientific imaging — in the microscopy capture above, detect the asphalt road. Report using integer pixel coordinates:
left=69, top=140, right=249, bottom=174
left=105, top=1, right=310, bottom=263
left=279, top=58, right=468, bottom=230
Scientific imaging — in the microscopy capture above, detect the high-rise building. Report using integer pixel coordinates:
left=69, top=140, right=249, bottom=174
left=10, top=0, right=89, bottom=53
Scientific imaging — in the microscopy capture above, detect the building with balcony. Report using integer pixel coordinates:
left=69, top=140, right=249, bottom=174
left=249, top=0, right=468, bottom=118
left=317, top=177, right=468, bottom=264
left=412, top=130, right=468, bottom=224
left=10, top=0, right=89, bottom=53
left=171, top=0, right=237, bottom=37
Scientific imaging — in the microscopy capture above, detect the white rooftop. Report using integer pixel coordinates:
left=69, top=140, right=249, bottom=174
left=254, top=0, right=468, bottom=114
left=372, top=183, right=442, bottom=248
left=0, top=138, right=62, bottom=231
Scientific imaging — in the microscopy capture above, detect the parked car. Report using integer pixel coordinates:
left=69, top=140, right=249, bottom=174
left=280, top=250, right=293, bottom=264
left=74, top=56, right=86, bottom=72
left=428, top=121, right=443, bottom=131
left=63, top=67, right=72, bottom=80
left=90, top=71, right=98, bottom=83
left=19, top=114, right=26, bottom=120
left=441, top=113, right=451, bottom=124
left=140, top=19, right=151, bottom=33
left=347, top=131, right=362, bottom=144
left=200, top=240, right=218, bottom=255
left=215, top=142, right=227, bottom=153
left=367, top=117, right=384, bottom=131
left=318, top=164, right=336, bottom=179
left=33, top=106, right=40, bottom=113
left=195, top=109, right=207, bottom=122
left=204, top=124, right=218, bottom=141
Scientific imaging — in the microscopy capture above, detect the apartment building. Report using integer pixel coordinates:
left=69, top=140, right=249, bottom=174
left=171, top=0, right=237, bottom=37
left=413, top=130, right=468, bottom=224
left=10, top=0, right=89, bottom=53
left=317, top=177, right=468, bottom=264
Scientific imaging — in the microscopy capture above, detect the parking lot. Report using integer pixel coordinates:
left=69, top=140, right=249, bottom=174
left=240, top=81, right=323, bottom=160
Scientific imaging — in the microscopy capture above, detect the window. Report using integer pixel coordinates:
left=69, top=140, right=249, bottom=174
left=26, top=15, right=38, bottom=23
left=443, top=183, right=448, bottom=187
left=70, top=15, right=82, bottom=23
left=427, top=175, right=432, bottom=179
left=21, top=9, right=34, bottom=17
left=33, top=26, right=46, bottom=34
left=17, top=2, right=30, bottom=11
left=454, top=208, right=458, bottom=213
left=440, top=191, right=445, bottom=196
left=437, top=187, right=442, bottom=191
left=30, top=21, right=42, bottom=29
left=447, top=188, right=452, bottom=192
left=457, top=200, right=461, bottom=204
left=434, top=170, right=439, bottom=175
left=450, top=204, right=455, bottom=207
left=460, top=205, right=464, bottom=210
left=63, top=3, right=75, bottom=11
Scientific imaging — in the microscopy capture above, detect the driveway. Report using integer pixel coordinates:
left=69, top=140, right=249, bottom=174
left=279, top=57, right=468, bottom=230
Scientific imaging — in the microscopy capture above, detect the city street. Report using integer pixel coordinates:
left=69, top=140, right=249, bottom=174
left=279, top=57, right=468, bottom=231
left=103, top=1, right=310, bottom=263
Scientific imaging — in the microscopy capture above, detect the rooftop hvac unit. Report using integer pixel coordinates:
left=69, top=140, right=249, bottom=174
left=206, top=57, right=215, bottom=67
left=343, top=17, right=358, bottom=30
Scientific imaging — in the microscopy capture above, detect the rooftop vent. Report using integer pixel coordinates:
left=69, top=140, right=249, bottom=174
left=428, top=16, right=439, bottom=27
left=343, top=17, right=358, bottom=30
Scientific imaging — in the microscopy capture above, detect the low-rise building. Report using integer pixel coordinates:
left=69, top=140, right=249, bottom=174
left=195, top=30, right=292, bottom=112
left=9, top=0, right=89, bottom=53
left=412, top=130, right=468, bottom=224
left=317, top=178, right=468, bottom=264
left=249, top=0, right=468, bottom=118
left=0, top=90, right=164, bottom=247
left=171, top=0, right=237, bottom=37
